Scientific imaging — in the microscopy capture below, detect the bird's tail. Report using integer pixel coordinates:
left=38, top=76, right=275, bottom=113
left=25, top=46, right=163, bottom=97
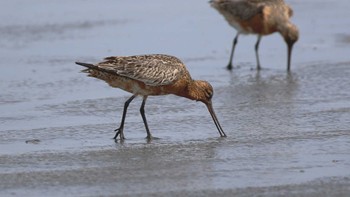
left=75, top=62, right=98, bottom=74
left=75, top=62, right=117, bottom=75
left=75, top=62, right=97, bottom=69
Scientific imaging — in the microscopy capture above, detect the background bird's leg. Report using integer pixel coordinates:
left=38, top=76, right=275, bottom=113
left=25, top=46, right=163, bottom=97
left=140, top=96, right=152, bottom=139
left=255, top=35, right=262, bottom=70
left=114, top=95, right=137, bottom=140
left=227, top=32, right=240, bottom=70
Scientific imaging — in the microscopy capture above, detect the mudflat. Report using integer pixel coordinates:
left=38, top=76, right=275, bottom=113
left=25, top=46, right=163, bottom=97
left=1, top=0, right=350, bottom=196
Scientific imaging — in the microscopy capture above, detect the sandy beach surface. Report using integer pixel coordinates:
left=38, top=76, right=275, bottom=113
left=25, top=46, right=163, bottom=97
left=1, top=0, right=350, bottom=196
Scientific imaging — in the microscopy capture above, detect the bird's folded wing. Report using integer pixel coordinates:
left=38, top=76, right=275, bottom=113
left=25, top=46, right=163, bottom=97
left=96, top=55, right=185, bottom=86
left=220, top=1, right=263, bottom=20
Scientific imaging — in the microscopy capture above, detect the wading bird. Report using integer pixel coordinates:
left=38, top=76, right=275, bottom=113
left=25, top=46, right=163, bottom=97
left=210, top=0, right=299, bottom=71
left=76, top=54, right=226, bottom=140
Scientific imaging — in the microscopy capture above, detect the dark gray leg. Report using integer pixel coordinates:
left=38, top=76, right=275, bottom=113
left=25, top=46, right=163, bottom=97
left=227, top=32, right=240, bottom=70
left=255, top=35, right=262, bottom=70
left=139, top=96, right=152, bottom=139
left=114, top=95, right=137, bottom=140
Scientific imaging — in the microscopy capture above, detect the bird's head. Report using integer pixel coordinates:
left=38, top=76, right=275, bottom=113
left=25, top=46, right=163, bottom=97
left=282, top=23, right=299, bottom=47
left=280, top=23, right=299, bottom=71
left=189, top=80, right=214, bottom=104
left=187, top=80, right=226, bottom=137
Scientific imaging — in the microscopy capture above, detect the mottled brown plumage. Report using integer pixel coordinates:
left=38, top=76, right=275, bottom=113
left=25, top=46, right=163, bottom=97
left=210, top=0, right=299, bottom=70
left=76, top=54, right=226, bottom=140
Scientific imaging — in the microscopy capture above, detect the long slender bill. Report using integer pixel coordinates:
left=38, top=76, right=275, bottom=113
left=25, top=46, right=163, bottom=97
left=287, top=43, right=294, bottom=71
left=206, top=102, right=227, bottom=137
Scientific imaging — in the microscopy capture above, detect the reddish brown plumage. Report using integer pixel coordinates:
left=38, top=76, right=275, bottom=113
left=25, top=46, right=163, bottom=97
left=76, top=54, right=226, bottom=140
left=210, top=0, right=299, bottom=70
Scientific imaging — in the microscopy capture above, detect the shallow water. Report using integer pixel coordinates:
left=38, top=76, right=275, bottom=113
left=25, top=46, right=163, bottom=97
left=1, top=0, right=350, bottom=196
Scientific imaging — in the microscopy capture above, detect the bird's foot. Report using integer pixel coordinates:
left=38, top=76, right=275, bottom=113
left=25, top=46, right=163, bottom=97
left=249, top=64, right=263, bottom=71
left=227, top=63, right=241, bottom=70
left=113, top=127, right=125, bottom=140
left=227, top=63, right=233, bottom=70
left=257, top=64, right=262, bottom=71
left=146, top=135, right=160, bottom=140
left=145, top=135, right=160, bottom=143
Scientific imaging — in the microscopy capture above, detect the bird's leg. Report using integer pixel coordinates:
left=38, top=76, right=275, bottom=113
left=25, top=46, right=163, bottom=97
left=114, top=95, right=136, bottom=140
left=255, top=35, right=262, bottom=70
left=139, top=96, right=152, bottom=139
left=227, top=32, right=240, bottom=70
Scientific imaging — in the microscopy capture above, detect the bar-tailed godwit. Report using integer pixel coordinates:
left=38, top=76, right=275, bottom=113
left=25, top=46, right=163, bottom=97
left=210, top=0, right=299, bottom=71
left=76, top=54, right=226, bottom=140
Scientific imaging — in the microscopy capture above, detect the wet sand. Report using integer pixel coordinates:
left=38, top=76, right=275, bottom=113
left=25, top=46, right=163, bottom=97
left=1, top=0, right=350, bottom=196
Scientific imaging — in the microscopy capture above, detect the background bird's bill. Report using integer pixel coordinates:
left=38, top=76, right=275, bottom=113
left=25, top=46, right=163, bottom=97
left=287, top=42, right=294, bottom=71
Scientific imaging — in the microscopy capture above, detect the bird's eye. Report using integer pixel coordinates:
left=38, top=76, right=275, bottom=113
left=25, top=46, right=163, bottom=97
left=206, top=91, right=213, bottom=100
